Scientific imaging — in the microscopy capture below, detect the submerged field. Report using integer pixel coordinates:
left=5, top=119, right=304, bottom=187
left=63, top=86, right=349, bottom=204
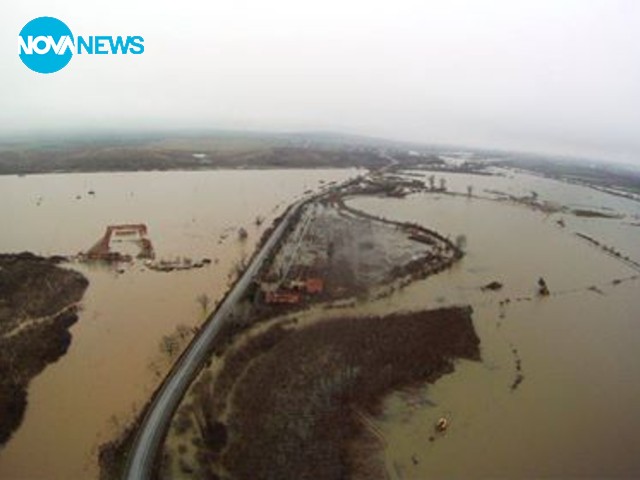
left=163, top=166, right=640, bottom=479
left=344, top=173, right=640, bottom=478
left=0, top=253, right=88, bottom=446
left=0, top=168, right=357, bottom=479
left=1, top=162, right=640, bottom=479
left=212, top=308, right=478, bottom=480
left=158, top=180, right=471, bottom=478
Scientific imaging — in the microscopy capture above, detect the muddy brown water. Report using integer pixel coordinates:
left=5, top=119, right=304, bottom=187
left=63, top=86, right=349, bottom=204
left=0, top=169, right=358, bottom=479
left=2, top=167, right=639, bottom=478
left=346, top=182, right=640, bottom=478
left=163, top=169, right=640, bottom=479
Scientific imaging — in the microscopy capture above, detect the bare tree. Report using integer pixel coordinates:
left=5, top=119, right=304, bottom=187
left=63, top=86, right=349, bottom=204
left=160, top=334, right=180, bottom=358
left=191, top=372, right=228, bottom=453
left=176, top=323, right=192, bottom=340
left=538, top=277, right=550, bottom=296
left=428, top=174, right=435, bottom=190
left=196, top=293, right=210, bottom=314
left=467, top=185, right=473, bottom=197
left=160, top=324, right=193, bottom=359
left=439, top=177, right=447, bottom=191
left=233, top=254, right=247, bottom=278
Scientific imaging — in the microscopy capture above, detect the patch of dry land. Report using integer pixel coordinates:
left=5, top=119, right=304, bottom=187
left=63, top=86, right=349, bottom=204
left=0, top=252, right=88, bottom=445
left=163, top=307, right=479, bottom=479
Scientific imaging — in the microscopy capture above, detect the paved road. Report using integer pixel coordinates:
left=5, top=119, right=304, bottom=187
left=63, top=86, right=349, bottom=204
left=123, top=199, right=305, bottom=480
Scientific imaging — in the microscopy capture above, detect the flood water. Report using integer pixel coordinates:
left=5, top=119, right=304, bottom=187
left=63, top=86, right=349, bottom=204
left=2, top=167, right=639, bottom=479
left=0, top=168, right=358, bottom=479
left=345, top=172, right=640, bottom=478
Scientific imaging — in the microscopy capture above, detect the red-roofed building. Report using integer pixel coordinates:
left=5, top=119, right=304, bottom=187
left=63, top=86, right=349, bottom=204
left=306, top=278, right=324, bottom=294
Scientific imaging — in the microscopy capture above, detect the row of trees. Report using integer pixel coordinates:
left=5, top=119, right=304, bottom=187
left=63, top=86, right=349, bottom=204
left=427, top=174, right=474, bottom=198
left=427, top=174, right=447, bottom=191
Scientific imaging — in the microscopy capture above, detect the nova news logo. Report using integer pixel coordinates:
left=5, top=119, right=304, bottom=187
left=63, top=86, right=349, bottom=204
left=19, top=16, right=144, bottom=74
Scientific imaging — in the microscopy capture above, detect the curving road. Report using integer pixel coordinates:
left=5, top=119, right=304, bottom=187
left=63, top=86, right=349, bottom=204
left=123, top=198, right=305, bottom=480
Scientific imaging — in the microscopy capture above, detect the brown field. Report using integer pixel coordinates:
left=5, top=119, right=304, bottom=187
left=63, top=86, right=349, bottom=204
left=167, top=306, right=480, bottom=479
left=0, top=253, right=88, bottom=445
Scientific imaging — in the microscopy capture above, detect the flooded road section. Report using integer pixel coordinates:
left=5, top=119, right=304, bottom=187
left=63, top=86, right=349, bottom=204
left=346, top=184, right=640, bottom=478
left=0, top=169, right=358, bottom=479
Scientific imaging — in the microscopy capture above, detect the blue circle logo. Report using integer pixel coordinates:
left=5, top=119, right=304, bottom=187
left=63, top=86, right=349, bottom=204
left=19, top=17, right=74, bottom=74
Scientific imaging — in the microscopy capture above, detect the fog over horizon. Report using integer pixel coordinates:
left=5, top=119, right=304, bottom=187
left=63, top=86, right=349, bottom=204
left=2, top=0, right=639, bottom=164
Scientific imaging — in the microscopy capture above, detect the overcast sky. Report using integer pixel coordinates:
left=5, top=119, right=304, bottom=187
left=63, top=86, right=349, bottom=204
left=2, top=0, right=640, bottom=163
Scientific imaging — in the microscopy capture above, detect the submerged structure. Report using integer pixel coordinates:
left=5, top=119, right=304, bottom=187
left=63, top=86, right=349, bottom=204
left=83, top=224, right=155, bottom=262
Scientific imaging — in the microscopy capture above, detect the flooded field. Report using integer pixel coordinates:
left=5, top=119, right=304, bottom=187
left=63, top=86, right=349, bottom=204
left=1, top=165, right=639, bottom=479
left=0, top=168, right=358, bottom=479
left=345, top=172, right=640, bottom=477
left=155, top=166, right=640, bottom=479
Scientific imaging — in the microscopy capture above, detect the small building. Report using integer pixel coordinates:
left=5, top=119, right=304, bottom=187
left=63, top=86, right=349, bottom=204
left=288, top=279, right=307, bottom=291
left=85, top=223, right=154, bottom=262
left=265, top=290, right=301, bottom=304
left=306, top=278, right=324, bottom=294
